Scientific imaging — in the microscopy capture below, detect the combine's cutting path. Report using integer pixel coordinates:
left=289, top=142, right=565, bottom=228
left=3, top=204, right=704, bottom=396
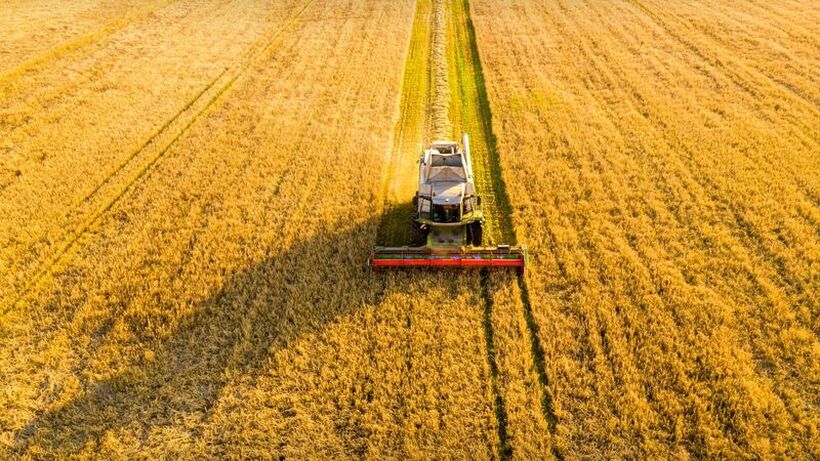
left=375, top=0, right=563, bottom=458
left=375, top=0, right=516, bottom=457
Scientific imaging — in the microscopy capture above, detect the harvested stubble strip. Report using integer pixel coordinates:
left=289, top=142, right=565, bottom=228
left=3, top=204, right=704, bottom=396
left=429, top=0, right=451, bottom=140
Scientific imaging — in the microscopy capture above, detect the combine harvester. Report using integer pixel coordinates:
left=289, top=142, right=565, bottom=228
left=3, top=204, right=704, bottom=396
left=370, top=134, right=528, bottom=270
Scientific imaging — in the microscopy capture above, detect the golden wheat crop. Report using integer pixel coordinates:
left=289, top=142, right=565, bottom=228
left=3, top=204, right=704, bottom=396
left=1, top=0, right=817, bottom=459
left=470, top=0, right=818, bottom=458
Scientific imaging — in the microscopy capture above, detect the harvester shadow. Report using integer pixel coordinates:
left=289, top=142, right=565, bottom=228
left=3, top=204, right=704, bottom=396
left=13, top=217, right=398, bottom=457
left=375, top=198, right=416, bottom=247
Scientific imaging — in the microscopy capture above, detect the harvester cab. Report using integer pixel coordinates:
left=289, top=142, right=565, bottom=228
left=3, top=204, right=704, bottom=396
left=370, top=134, right=528, bottom=270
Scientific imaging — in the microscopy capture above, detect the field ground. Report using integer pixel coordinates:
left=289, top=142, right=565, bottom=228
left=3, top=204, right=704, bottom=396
left=1, top=0, right=817, bottom=459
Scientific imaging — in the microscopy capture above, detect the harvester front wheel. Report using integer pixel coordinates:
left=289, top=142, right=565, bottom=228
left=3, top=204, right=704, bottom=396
left=468, top=221, right=483, bottom=246
left=411, top=213, right=428, bottom=245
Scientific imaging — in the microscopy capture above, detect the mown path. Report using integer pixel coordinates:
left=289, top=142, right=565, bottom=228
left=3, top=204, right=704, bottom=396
left=375, top=0, right=563, bottom=457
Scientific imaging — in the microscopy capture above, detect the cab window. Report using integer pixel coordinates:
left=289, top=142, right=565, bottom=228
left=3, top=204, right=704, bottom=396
left=432, top=204, right=460, bottom=223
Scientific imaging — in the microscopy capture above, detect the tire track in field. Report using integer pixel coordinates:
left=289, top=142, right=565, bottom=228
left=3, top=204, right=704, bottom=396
left=448, top=0, right=561, bottom=458
left=479, top=269, right=513, bottom=460
left=0, top=0, right=316, bottom=315
left=0, top=0, right=178, bottom=94
left=77, top=66, right=229, bottom=205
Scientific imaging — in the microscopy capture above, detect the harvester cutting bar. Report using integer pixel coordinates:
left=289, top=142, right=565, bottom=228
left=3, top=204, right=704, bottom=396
left=370, top=245, right=527, bottom=270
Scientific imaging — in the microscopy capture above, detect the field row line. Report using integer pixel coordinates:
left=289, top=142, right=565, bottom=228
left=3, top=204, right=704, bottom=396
left=478, top=269, right=513, bottom=460
left=572, top=0, right=813, bottom=305
left=530, top=2, right=813, bottom=445
left=448, top=0, right=562, bottom=458
left=624, top=0, right=820, bottom=207
left=1, top=0, right=317, bottom=315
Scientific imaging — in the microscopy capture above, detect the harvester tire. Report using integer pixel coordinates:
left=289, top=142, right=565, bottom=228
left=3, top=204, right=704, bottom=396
left=469, top=222, right=483, bottom=246
left=411, top=213, right=428, bottom=245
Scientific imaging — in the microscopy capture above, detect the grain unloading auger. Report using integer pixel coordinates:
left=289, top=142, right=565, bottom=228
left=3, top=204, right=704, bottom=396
left=370, top=134, right=528, bottom=270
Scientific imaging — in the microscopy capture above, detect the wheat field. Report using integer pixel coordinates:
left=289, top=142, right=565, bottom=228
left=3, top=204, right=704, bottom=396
left=1, top=0, right=817, bottom=459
